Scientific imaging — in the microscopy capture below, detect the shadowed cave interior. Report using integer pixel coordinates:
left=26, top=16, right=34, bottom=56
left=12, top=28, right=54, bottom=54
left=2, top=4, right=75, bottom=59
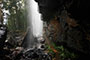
left=0, top=0, right=90, bottom=60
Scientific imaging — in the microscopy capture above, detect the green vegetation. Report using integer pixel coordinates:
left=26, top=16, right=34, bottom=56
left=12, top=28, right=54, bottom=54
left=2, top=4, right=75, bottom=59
left=2, top=0, right=27, bottom=32
left=47, top=42, right=76, bottom=60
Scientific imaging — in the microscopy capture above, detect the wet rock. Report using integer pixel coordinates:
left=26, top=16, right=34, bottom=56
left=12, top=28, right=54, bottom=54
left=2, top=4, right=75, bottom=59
left=37, top=36, right=45, bottom=44
left=36, top=0, right=90, bottom=59
left=21, top=48, right=52, bottom=60
left=21, top=28, right=35, bottom=49
left=43, top=12, right=90, bottom=59
left=0, top=25, right=7, bottom=49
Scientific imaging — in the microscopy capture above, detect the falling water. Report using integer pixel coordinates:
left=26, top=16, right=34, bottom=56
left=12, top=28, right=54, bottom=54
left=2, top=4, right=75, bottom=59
left=21, top=1, right=52, bottom=60
left=28, top=0, right=43, bottom=36
left=26, top=0, right=43, bottom=48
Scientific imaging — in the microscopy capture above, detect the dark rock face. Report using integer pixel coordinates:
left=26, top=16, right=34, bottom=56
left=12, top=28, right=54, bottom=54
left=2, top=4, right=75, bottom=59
left=0, top=25, right=7, bottom=49
left=66, top=0, right=90, bottom=21
left=35, top=0, right=68, bottom=21
left=35, top=0, right=90, bottom=59
left=35, top=0, right=90, bottom=22
left=21, top=28, right=35, bottom=49
left=14, top=48, right=52, bottom=60
left=35, top=0, right=64, bottom=8
left=43, top=11, right=90, bottom=59
left=59, top=11, right=90, bottom=54
left=23, top=48, right=52, bottom=60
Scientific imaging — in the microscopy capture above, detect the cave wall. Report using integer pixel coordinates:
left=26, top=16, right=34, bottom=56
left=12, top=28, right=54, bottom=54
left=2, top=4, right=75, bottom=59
left=35, top=0, right=90, bottom=56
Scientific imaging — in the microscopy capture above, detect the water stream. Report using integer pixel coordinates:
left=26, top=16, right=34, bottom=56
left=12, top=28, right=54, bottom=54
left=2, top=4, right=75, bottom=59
left=26, top=0, right=43, bottom=48
left=28, top=0, right=43, bottom=37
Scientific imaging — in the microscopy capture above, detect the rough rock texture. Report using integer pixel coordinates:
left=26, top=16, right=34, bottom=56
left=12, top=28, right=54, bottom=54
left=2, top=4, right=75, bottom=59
left=21, top=28, right=35, bottom=49
left=35, top=0, right=90, bottom=59
left=0, top=25, right=7, bottom=49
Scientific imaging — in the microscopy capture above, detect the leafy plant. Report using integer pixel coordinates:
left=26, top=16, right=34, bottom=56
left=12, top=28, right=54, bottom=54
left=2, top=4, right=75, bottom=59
left=46, top=42, right=76, bottom=60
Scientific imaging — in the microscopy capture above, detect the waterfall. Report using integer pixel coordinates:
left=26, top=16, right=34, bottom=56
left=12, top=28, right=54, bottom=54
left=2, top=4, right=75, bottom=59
left=21, top=1, right=52, bottom=60
left=28, top=0, right=43, bottom=37
left=26, top=0, right=43, bottom=48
